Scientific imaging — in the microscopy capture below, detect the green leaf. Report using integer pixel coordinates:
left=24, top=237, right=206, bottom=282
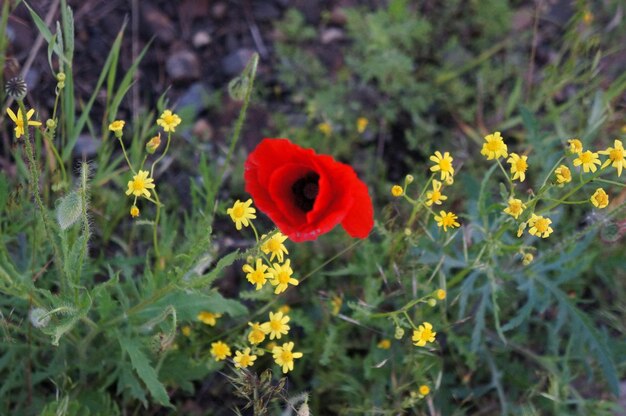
left=108, top=40, right=152, bottom=122
left=536, top=275, right=620, bottom=395
left=63, top=20, right=127, bottom=161
left=135, top=290, right=247, bottom=322
left=40, top=291, right=92, bottom=346
left=477, top=163, right=498, bottom=223
left=119, top=337, right=172, bottom=407
left=23, top=2, right=67, bottom=65
left=56, top=190, right=82, bottom=230
left=184, top=249, right=240, bottom=288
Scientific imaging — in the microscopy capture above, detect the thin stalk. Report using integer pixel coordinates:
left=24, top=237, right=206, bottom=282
left=17, top=100, right=64, bottom=283
left=211, top=53, right=259, bottom=204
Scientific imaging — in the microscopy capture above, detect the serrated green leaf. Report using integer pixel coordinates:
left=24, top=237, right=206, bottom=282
left=184, top=250, right=240, bottom=288
left=536, top=275, right=619, bottom=395
left=119, top=337, right=172, bottom=407
left=135, top=290, right=247, bottom=322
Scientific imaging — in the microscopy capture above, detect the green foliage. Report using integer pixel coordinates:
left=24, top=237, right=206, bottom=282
left=1, top=1, right=625, bottom=415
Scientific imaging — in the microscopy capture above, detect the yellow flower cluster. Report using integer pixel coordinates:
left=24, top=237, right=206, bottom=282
left=490, top=134, right=623, bottom=242
left=110, top=109, right=183, bottom=218
left=208, top=310, right=303, bottom=374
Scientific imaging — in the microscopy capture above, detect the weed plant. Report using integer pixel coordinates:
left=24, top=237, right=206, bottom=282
left=0, top=1, right=624, bottom=415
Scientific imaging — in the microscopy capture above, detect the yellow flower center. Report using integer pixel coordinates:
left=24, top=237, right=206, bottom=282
left=439, top=159, right=451, bottom=171
left=132, top=178, right=146, bottom=191
left=534, top=218, right=549, bottom=232
left=515, top=159, right=527, bottom=171
left=509, top=202, right=522, bottom=214
left=419, top=328, right=434, bottom=341
left=163, top=115, right=176, bottom=124
left=580, top=152, right=592, bottom=163
left=270, top=320, right=283, bottom=331
left=267, top=239, right=280, bottom=251
left=431, top=190, right=441, bottom=200
left=595, top=193, right=608, bottom=205
left=486, top=140, right=501, bottom=151
left=277, top=271, right=290, bottom=284
left=239, top=355, right=252, bottom=367
left=280, top=350, right=294, bottom=363
left=232, top=205, right=245, bottom=218
left=609, top=149, right=624, bottom=161
left=250, top=270, right=265, bottom=283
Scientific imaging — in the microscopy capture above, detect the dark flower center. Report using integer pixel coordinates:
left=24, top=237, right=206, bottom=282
left=291, top=172, right=319, bottom=212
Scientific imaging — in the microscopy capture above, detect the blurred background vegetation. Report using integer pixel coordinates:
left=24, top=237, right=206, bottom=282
left=1, top=0, right=625, bottom=415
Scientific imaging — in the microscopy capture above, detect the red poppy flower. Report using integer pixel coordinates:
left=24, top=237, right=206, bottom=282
left=244, top=138, right=374, bottom=242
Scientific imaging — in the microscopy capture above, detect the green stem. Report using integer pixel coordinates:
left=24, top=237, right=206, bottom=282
left=211, top=53, right=259, bottom=204
left=117, top=137, right=135, bottom=174
left=593, top=177, right=626, bottom=187
left=152, top=189, right=162, bottom=259
left=17, top=100, right=64, bottom=283
left=538, top=169, right=604, bottom=214
left=151, top=132, right=171, bottom=178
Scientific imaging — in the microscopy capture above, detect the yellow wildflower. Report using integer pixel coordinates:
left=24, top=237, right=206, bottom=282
left=269, top=259, right=299, bottom=295
left=503, top=198, right=526, bottom=220
left=357, top=117, right=369, bottom=133
left=227, top=199, right=256, bottom=230
left=278, top=305, right=291, bottom=314
left=318, top=122, right=332, bottom=136
left=210, top=341, right=231, bottom=361
left=434, top=210, right=460, bottom=232
left=568, top=138, right=583, bottom=154
left=197, top=311, right=222, bottom=326
left=247, top=322, right=268, bottom=345
left=330, top=295, right=342, bottom=315
left=582, top=9, right=593, bottom=25
left=242, top=258, right=272, bottom=290
left=233, top=348, right=257, bottom=369
left=108, top=120, right=125, bottom=136
left=436, top=289, right=446, bottom=300
left=181, top=326, right=191, bottom=337
left=419, top=385, right=430, bottom=396
left=157, top=109, right=182, bottom=132
left=507, top=153, right=528, bottom=182
left=130, top=205, right=140, bottom=218
left=412, top=322, right=437, bottom=347
left=6, top=107, right=42, bottom=139
left=426, top=180, right=447, bottom=206
left=146, top=133, right=161, bottom=154
left=429, top=151, right=455, bottom=182
left=260, top=232, right=289, bottom=263
left=528, top=214, right=553, bottom=238
left=377, top=339, right=391, bottom=349
left=590, top=188, right=609, bottom=209
left=272, top=342, right=303, bottom=373
left=599, top=139, right=625, bottom=177
left=573, top=150, right=601, bottom=173
left=391, top=185, right=404, bottom=197
left=125, top=170, right=155, bottom=198
left=261, top=311, right=290, bottom=340
left=554, top=165, right=572, bottom=184
left=522, top=253, right=534, bottom=265
left=481, top=131, right=508, bottom=160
